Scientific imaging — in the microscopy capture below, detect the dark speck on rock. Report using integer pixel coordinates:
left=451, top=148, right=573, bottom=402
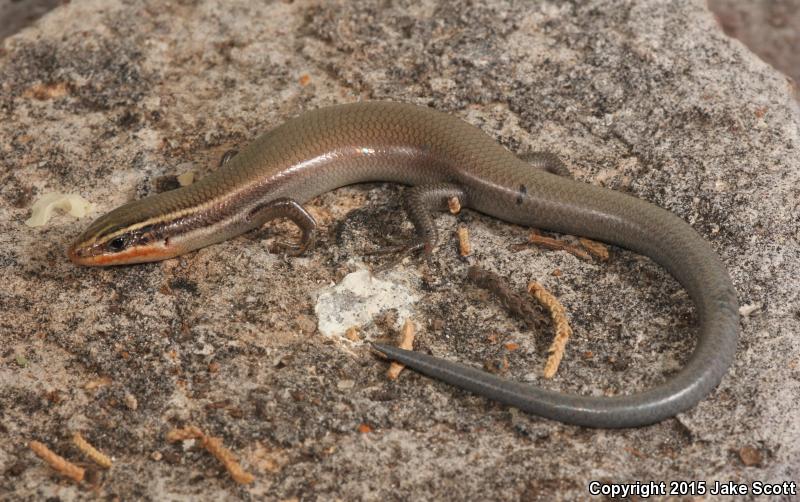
left=609, top=356, right=630, bottom=372
left=4, top=461, right=26, bottom=478
left=116, top=110, right=140, bottom=129
left=2, top=175, right=36, bottom=208
left=168, top=277, right=198, bottom=294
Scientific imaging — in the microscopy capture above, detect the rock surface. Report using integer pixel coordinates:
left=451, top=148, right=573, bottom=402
left=1, top=0, right=798, bottom=499
left=0, top=0, right=61, bottom=41
left=709, top=0, right=800, bottom=92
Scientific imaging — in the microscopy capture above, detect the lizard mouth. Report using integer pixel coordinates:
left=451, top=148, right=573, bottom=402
left=67, top=241, right=179, bottom=266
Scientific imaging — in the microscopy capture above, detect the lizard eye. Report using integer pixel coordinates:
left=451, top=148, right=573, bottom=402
left=107, top=237, right=127, bottom=252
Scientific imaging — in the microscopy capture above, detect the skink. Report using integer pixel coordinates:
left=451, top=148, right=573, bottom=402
left=68, top=101, right=739, bottom=428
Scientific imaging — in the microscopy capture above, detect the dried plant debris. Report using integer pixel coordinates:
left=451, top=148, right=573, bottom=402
left=73, top=432, right=113, bottom=469
left=386, top=319, right=416, bottom=380
left=29, top=440, right=85, bottom=483
left=457, top=226, right=471, bottom=256
left=344, top=326, right=361, bottom=342
left=166, top=426, right=255, bottom=484
left=447, top=196, right=461, bottom=214
left=577, top=237, right=610, bottom=260
left=528, top=281, right=574, bottom=379
left=528, top=231, right=592, bottom=260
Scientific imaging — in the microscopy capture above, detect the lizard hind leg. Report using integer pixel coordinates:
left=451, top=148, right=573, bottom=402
left=366, top=183, right=467, bottom=265
left=247, top=198, right=317, bottom=256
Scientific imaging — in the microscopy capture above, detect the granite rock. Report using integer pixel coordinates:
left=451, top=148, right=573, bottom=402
left=709, top=0, right=800, bottom=92
left=1, top=0, right=798, bottom=499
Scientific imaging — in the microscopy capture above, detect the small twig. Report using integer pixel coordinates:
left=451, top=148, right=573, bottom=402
left=467, top=266, right=543, bottom=329
left=447, top=196, right=461, bottom=214
left=386, top=319, right=416, bottom=380
left=202, top=435, right=255, bottom=485
left=72, top=432, right=112, bottom=469
left=528, top=282, right=573, bottom=378
left=578, top=237, right=609, bottom=261
left=456, top=226, right=471, bottom=256
left=84, top=376, right=112, bottom=391
left=167, top=426, right=254, bottom=484
left=166, top=425, right=204, bottom=442
left=344, top=326, right=361, bottom=342
left=528, top=231, right=591, bottom=260
left=29, top=441, right=85, bottom=482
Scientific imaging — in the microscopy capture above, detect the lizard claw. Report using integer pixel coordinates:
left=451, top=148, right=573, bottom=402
left=364, top=238, right=430, bottom=271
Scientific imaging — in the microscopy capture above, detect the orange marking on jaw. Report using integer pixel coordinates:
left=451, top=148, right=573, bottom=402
left=83, top=245, right=179, bottom=266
